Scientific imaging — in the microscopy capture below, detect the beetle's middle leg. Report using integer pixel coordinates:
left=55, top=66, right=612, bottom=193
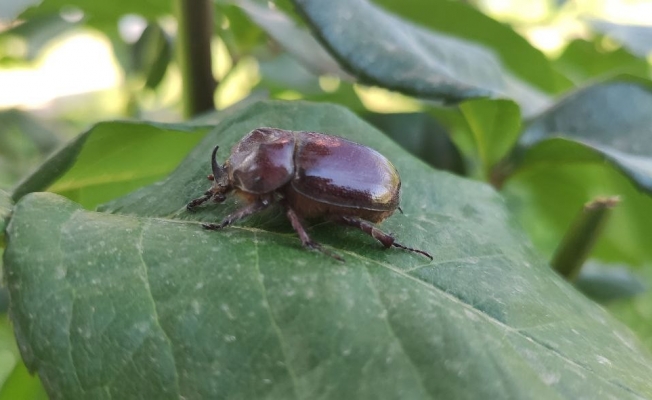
left=281, top=200, right=344, bottom=262
left=332, top=215, right=433, bottom=260
left=202, top=197, right=272, bottom=230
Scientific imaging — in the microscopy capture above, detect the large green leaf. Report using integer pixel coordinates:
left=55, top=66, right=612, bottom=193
left=373, top=0, right=557, bottom=94
left=5, top=101, right=652, bottom=399
left=499, top=78, right=652, bottom=264
left=12, top=121, right=208, bottom=210
left=291, top=0, right=551, bottom=115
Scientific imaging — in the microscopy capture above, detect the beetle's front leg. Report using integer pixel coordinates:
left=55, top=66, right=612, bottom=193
left=332, top=215, right=433, bottom=260
left=187, top=190, right=213, bottom=211
left=202, top=197, right=272, bottom=230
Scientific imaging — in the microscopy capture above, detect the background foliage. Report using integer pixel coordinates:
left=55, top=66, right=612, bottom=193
left=1, top=0, right=652, bottom=398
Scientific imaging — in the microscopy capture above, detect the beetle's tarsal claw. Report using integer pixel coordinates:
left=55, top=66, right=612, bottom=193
left=305, top=241, right=345, bottom=262
left=187, top=193, right=212, bottom=211
left=392, top=242, right=433, bottom=260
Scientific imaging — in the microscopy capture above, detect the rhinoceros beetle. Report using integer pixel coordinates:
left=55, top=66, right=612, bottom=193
left=187, top=127, right=432, bottom=261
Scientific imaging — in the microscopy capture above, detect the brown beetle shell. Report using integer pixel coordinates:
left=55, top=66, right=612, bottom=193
left=227, top=128, right=400, bottom=223
left=288, top=132, right=400, bottom=222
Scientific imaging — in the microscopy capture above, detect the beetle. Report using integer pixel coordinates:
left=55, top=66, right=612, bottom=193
left=187, top=127, right=432, bottom=261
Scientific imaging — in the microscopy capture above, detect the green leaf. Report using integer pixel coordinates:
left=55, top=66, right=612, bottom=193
left=511, top=78, right=652, bottom=194
left=364, top=112, right=465, bottom=175
left=291, top=0, right=551, bottom=114
left=12, top=121, right=208, bottom=210
left=6, top=101, right=652, bottom=399
left=589, top=20, right=652, bottom=58
left=498, top=78, right=652, bottom=264
left=459, top=99, right=521, bottom=178
left=0, top=190, right=11, bottom=236
left=131, top=23, right=172, bottom=90
left=607, top=268, right=652, bottom=353
left=575, top=262, right=647, bottom=303
left=18, top=1, right=171, bottom=30
left=373, top=0, right=557, bottom=94
left=554, top=39, right=650, bottom=88
left=236, top=0, right=350, bottom=79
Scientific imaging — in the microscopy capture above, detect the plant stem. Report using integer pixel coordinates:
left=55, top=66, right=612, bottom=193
left=174, top=0, right=216, bottom=118
left=551, top=196, right=620, bottom=281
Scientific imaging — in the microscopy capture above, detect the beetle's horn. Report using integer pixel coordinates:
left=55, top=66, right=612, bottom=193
left=211, top=145, right=221, bottom=179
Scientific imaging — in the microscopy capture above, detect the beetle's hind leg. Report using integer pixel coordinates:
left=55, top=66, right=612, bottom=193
left=281, top=200, right=344, bottom=262
left=332, top=215, right=433, bottom=260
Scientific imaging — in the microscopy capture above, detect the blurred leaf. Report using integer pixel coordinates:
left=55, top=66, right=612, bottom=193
left=18, top=1, right=171, bottom=30
left=0, top=317, right=47, bottom=400
left=215, top=3, right=265, bottom=58
left=364, top=112, right=465, bottom=174
left=0, top=190, right=10, bottom=235
left=554, top=39, right=650, bottom=89
left=235, top=0, right=350, bottom=79
left=607, top=268, right=652, bottom=352
left=12, top=121, right=209, bottom=210
left=5, top=100, right=652, bottom=399
left=259, top=53, right=323, bottom=95
left=459, top=99, right=521, bottom=178
left=575, top=262, right=647, bottom=303
left=500, top=78, right=652, bottom=265
left=131, top=22, right=172, bottom=89
left=291, top=0, right=551, bottom=115
left=0, top=14, right=77, bottom=62
left=374, top=0, right=557, bottom=94
left=589, top=20, right=652, bottom=59
left=0, top=0, right=41, bottom=21
left=0, top=110, right=61, bottom=188
left=513, top=78, right=652, bottom=194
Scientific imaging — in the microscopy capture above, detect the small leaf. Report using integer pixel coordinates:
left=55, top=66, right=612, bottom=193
left=12, top=121, right=209, bottom=209
left=5, top=101, right=652, bottom=399
left=131, top=23, right=172, bottom=90
left=575, top=262, right=647, bottom=303
left=291, top=0, right=551, bottom=114
left=459, top=99, right=521, bottom=178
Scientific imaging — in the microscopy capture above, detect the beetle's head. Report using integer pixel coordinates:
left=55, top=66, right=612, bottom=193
left=207, top=145, right=231, bottom=203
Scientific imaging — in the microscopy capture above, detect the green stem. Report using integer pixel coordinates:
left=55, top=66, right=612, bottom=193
left=174, top=0, right=216, bottom=118
left=551, top=196, right=620, bottom=281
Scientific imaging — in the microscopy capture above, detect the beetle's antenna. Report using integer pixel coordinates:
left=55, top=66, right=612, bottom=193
left=392, top=242, right=433, bottom=260
left=211, top=145, right=220, bottom=179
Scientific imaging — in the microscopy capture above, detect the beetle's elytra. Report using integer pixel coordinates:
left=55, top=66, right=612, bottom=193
left=187, top=127, right=432, bottom=261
